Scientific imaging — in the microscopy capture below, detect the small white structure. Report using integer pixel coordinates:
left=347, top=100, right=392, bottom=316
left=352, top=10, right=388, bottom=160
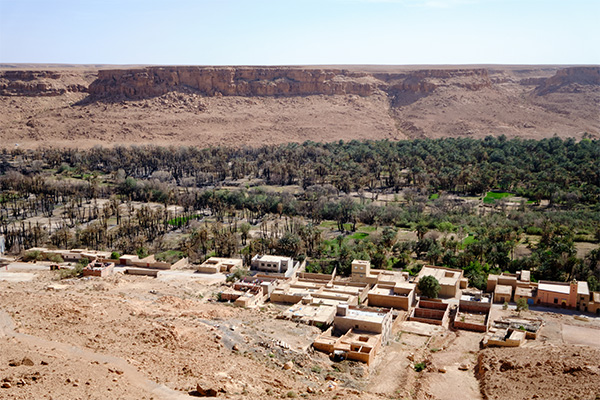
left=251, top=255, right=294, bottom=274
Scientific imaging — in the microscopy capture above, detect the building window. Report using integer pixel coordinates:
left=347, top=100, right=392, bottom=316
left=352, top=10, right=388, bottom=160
left=554, top=298, right=558, bottom=304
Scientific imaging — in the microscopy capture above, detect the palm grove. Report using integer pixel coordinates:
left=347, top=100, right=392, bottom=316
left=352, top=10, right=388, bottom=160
left=0, top=137, right=598, bottom=290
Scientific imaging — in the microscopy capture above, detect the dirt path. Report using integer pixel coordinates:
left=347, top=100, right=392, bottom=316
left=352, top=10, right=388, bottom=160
left=420, top=331, right=483, bottom=400
left=562, top=323, right=600, bottom=348
left=0, top=309, right=195, bottom=399
left=366, top=340, right=409, bottom=394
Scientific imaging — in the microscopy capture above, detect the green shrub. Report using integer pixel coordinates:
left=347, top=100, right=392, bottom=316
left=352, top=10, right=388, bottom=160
left=574, top=234, right=595, bottom=243
left=136, top=247, right=149, bottom=259
left=414, top=362, right=426, bottom=372
left=526, top=226, right=543, bottom=235
left=47, top=253, right=64, bottom=263
left=516, top=298, right=529, bottom=314
left=59, top=263, right=84, bottom=280
left=22, top=250, right=44, bottom=262
left=156, top=250, right=184, bottom=263
left=77, top=257, right=90, bottom=268
left=311, top=365, right=322, bottom=373
left=226, top=268, right=247, bottom=283
left=110, top=251, right=121, bottom=260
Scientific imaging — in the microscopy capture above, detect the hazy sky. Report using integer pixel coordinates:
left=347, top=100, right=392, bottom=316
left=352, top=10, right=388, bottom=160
left=1, top=0, right=598, bottom=65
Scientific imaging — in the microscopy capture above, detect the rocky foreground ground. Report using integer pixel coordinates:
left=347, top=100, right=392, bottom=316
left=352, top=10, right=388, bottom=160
left=1, top=267, right=599, bottom=400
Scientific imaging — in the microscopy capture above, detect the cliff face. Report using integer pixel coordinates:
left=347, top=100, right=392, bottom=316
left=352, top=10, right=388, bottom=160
left=87, top=66, right=495, bottom=100
left=0, top=71, right=87, bottom=96
left=4, top=66, right=597, bottom=101
left=88, top=67, right=378, bottom=99
left=533, top=66, right=600, bottom=96
left=375, top=68, right=492, bottom=93
left=1, top=64, right=598, bottom=149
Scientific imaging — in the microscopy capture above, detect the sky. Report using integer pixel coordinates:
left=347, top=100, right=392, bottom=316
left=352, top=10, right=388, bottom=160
left=0, top=0, right=599, bottom=65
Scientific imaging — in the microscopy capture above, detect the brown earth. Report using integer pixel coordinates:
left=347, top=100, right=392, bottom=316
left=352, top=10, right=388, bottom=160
left=0, top=64, right=598, bottom=148
left=476, top=346, right=600, bottom=400
left=0, top=271, right=378, bottom=400
left=1, top=268, right=600, bottom=399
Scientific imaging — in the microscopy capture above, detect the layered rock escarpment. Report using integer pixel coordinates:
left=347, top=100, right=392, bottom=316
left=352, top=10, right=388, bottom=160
left=1, top=64, right=598, bottom=147
left=87, top=66, right=494, bottom=100
left=375, top=68, right=492, bottom=93
left=0, top=71, right=87, bottom=96
left=88, top=67, right=378, bottom=99
left=533, top=66, right=600, bottom=95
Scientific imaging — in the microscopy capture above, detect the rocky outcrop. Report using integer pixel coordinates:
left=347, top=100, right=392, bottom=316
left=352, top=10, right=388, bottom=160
left=88, top=67, right=378, bottom=99
left=533, top=66, right=600, bottom=95
left=0, top=71, right=87, bottom=96
left=375, top=68, right=492, bottom=94
left=87, top=66, right=496, bottom=100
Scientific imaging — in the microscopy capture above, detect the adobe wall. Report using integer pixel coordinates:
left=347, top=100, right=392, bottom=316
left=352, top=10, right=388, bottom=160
left=347, top=349, right=373, bottom=365
left=368, top=293, right=410, bottom=310
left=454, top=317, right=487, bottom=332
left=414, top=308, right=446, bottom=320
left=171, top=257, right=189, bottom=270
left=536, top=290, right=573, bottom=308
left=460, top=301, right=491, bottom=313
left=335, top=317, right=384, bottom=334
left=419, top=300, right=448, bottom=310
left=409, top=316, right=443, bottom=326
left=270, top=292, right=304, bottom=304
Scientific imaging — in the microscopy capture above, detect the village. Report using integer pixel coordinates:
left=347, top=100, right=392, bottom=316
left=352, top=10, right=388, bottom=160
left=2, top=246, right=599, bottom=372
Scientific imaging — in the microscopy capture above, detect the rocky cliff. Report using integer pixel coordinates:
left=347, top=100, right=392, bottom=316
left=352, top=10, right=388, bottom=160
left=0, top=70, right=88, bottom=96
left=87, top=66, right=494, bottom=100
left=88, top=67, right=378, bottom=99
left=375, top=68, right=492, bottom=93
left=533, top=66, right=600, bottom=96
left=1, top=64, right=598, bottom=148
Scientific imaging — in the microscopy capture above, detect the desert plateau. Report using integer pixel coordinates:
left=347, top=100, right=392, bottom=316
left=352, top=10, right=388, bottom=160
left=0, top=64, right=598, bottom=148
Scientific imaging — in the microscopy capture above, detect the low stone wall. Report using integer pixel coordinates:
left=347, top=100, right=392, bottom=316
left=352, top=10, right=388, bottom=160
left=171, top=257, right=189, bottom=270
left=368, top=293, right=411, bottom=310
left=408, top=299, right=448, bottom=325
left=125, top=268, right=158, bottom=277
left=454, top=318, right=487, bottom=332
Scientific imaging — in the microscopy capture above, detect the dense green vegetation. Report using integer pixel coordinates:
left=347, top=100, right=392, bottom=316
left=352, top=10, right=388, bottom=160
left=0, top=137, right=598, bottom=291
left=483, top=191, right=513, bottom=204
left=417, top=275, right=440, bottom=298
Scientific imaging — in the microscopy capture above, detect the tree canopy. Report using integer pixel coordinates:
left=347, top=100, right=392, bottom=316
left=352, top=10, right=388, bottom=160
left=418, top=275, right=441, bottom=298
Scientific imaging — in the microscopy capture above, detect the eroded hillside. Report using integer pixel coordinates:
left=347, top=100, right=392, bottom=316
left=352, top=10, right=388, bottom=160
left=0, top=65, right=598, bottom=148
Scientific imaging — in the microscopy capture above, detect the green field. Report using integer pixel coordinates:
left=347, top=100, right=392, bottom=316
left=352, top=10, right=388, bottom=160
left=168, top=214, right=201, bottom=226
left=483, top=191, right=513, bottom=204
left=348, top=232, right=369, bottom=240
left=462, top=234, right=477, bottom=246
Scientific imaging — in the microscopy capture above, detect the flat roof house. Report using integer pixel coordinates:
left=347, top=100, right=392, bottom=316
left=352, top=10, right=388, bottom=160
left=197, top=257, right=243, bottom=274
left=250, top=254, right=299, bottom=277
left=536, top=280, right=587, bottom=309
left=493, top=284, right=513, bottom=304
left=367, top=282, right=416, bottom=311
left=416, top=265, right=465, bottom=298
left=313, top=304, right=394, bottom=365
